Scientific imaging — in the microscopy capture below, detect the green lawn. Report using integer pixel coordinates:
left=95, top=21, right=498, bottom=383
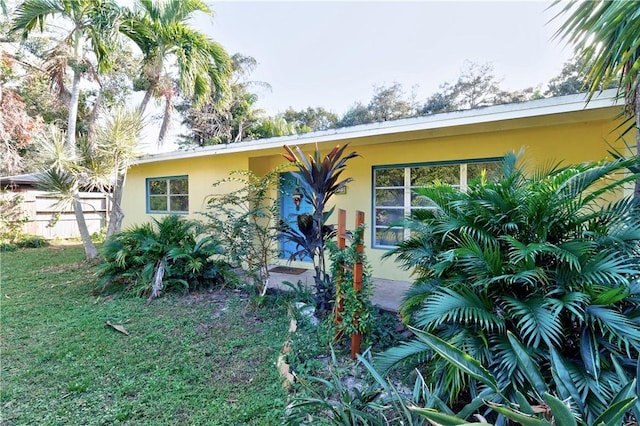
left=0, top=245, right=291, bottom=425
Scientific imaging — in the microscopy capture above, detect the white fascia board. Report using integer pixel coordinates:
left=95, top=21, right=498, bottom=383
left=134, top=89, right=622, bottom=165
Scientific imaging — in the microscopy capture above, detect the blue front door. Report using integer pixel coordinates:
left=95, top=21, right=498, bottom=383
left=279, top=172, right=313, bottom=260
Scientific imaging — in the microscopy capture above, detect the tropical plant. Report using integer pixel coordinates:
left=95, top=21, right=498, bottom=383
left=95, top=108, right=143, bottom=237
left=285, top=348, right=385, bottom=426
left=11, top=0, right=122, bottom=149
left=178, top=53, right=270, bottom=147
left=33, top=125, right=100, bottom=258
left=202, top=167, right=284, bottom=296
left=98, top=215, right=230, bottom=299
left=286, top=347, right=428, bottom=426
left=121, top=0, right=231, bottom=145
left=378, top=152, right=640, bottom=423
left=328, top=225, right=375, bottom=345
left=0, top=190, right=29, bottom=244
left=408, top=329, right=639, bottom=426
left=554, top=0, right=640, bottom=198
left=280, top=143, right=359, bottom=313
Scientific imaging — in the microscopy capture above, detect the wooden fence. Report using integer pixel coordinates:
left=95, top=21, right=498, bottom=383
left=13, top=190, right=109, bottom=239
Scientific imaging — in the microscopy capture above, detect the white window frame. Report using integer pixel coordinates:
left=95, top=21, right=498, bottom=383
left=372, top=159, right=501, bottom=248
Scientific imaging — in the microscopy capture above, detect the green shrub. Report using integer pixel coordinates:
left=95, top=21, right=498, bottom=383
left=0, top=190, right=29, bottom=244
left=378, top=153, right=640, bottom=422
left=409, top=330, right=638, bottom=426
left=97, top=215, right=233, bottom=298
left=202, top=168, right=283, bottom=297
left=0, top=235, right=50, bottom=251
left=16, top=235, right=50, bottom=248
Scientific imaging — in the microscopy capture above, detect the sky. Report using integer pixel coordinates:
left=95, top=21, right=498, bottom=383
left=194, top=1, right=576, bottom=117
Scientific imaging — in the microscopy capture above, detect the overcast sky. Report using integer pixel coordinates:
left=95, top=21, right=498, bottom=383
left=197, top=1, right=575, bottom=116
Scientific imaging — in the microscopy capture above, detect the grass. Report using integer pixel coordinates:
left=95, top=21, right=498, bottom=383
left=0, top=244, right=291, bottom=425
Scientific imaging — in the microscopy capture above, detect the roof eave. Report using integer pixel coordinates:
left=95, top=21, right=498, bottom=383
left=133, top=89, right=623, bottom=165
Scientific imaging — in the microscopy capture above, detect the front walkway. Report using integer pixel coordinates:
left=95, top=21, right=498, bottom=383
left=268, top=266, right=411, bottom=312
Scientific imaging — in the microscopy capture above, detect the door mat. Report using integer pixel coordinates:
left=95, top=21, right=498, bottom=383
left=269, top=266, right=308, bottom=275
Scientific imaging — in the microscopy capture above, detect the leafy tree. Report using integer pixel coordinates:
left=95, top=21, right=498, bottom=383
left=451, top=61, right=502, bottom=109
left=0, top=52, right=43, bottom=175
left=378, top=152, right=640, bottom=422
left=178, top=53, right=266, bottom=147
left=280, top=106, right=338, bottom=133
left=11, top=0, right=122, bottom=149
left=368, top=83, right=418, bottom=122
left=202, top=168, right=285, bottom=296
left=337, top=83, right=418, bottom=127
left=554, top=0, right=640, bottom=199
left=422, top=61, right=540, bottom=114
left=421, top=84, right=457, bottom=115
left=336, top=101, right=371, bottom=127
left=546, top=56, right=594, bottom=97
left=121, top=0, right=231, bottom=145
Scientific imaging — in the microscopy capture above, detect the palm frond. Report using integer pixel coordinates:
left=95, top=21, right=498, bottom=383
left=417, top=287, right=504, bottom=333
left=501, top=296, right=564, bottom=348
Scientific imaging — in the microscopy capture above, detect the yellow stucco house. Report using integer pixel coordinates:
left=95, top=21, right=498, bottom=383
left=121, top=89, right=635, bottom=287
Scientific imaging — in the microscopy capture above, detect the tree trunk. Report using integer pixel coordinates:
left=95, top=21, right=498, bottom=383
left=149, top=259, right=165, bottom=300
left=157, top=95, right=172, bottom=146
left=106, top=171, right=127, bottom=238
left=138, top=78, right=157, bottom=114
left=66, top=33, right=83, bottom=148
left=87, top=90, right=103, bottom=146
left=73, top=194, right=98, bottom=259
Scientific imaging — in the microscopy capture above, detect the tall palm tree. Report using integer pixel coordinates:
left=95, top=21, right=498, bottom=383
left=554, top=0, right=640, bottom=198
left=11, top=0, right=121, bottom=149
left=121, top=0, right=230, bottom=145
left=11, top=0, right=123, bottom=259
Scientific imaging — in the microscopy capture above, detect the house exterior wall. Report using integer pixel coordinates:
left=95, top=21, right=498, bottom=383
left=121, top=152, right=249, bottom=227
left=122, top=114, right=633, bottom=282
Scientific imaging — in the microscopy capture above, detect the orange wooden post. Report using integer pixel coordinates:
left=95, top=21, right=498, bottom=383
left=334, top=209, right=347, bottom=338
left=351, top=210, right=365, bottom=359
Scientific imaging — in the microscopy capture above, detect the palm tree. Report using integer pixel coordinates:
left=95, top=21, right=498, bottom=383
left=11, top=0, right=121, bottom=149
left=554, top=0, right=640, bottom=198
left=34, top=126, right=100, bottom=258
left=377, top=152, right=640, bottom=421
left=121, top=0, right=230, bottom=145
left=94, top=108, right=143, bottom=238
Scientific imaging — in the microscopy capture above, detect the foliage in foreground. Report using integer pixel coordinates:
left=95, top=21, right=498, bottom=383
left=202, top=167, right=284, bottom=296
left=409, top=329, right=639, bottom=426
left=279, top=143, right=359, bottom=313
left=98, top=215, right=232, bottom=298
left=328, top=225, right=376, bottom=344
left=1, top=244, right=290, bottom=425
left=379, top=152, right=640, bottom=423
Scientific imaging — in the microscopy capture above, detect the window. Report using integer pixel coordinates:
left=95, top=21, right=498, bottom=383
left=373, top=159, right=501, bottom=248
left=146, top=176, right=189, bottom=214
